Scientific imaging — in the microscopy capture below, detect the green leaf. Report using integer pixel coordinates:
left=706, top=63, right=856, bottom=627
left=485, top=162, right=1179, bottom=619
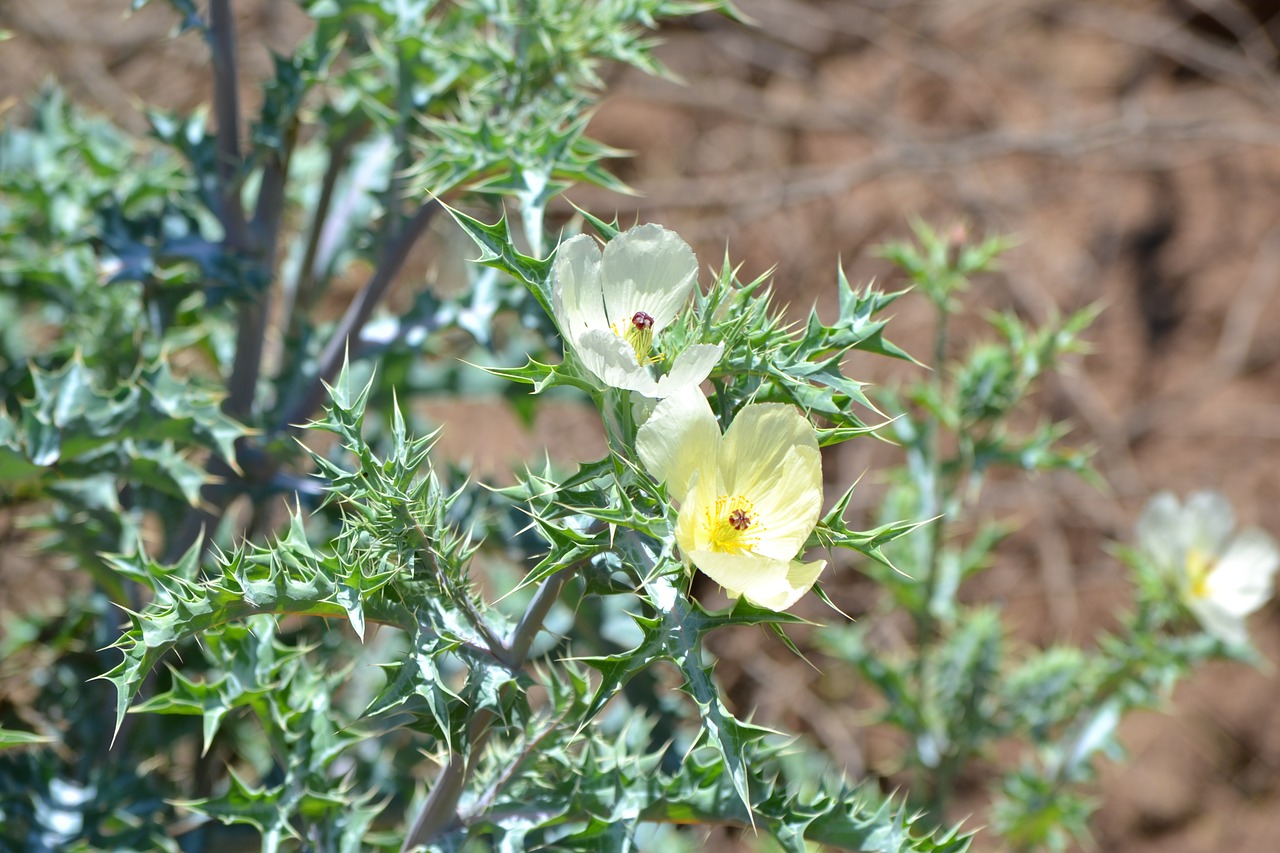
left=0, top=726, right=53, bottom=752
left=444, top=205, right=555, bottom=320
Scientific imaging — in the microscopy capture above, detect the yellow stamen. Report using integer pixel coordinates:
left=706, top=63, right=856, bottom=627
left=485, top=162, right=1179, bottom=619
left=704, top=495, right=763, bottom=554
left=1186, top=548, right=1215, bottom=600
left=612, top=310, right=662, bottom=366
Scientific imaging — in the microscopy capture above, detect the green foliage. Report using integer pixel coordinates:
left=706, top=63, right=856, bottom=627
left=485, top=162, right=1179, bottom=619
left=91, top=357, right=965, bottom=850
left=1, top=2, right=1260, bottom=852
left=815, top=221, right=1252, bottom=852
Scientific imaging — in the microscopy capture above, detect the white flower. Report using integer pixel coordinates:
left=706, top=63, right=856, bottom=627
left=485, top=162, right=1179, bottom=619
left=637, top=386, right=825, bottom=611
left=551, top=224, right=723, bottom=398
left=1136, top=490, right=1279, bottom=644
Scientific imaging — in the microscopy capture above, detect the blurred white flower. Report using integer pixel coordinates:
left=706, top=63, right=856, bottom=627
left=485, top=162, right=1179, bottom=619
left=551, top=224, right=722, bottom=398
left=637, top=386, right=824, bottom=611
left=1136, top=490, right=1279, bottom=644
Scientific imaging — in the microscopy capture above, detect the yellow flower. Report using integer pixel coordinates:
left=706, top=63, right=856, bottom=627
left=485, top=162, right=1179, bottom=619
left=551, top=224, right=723, bottom=398
left=637, top=387, right=825, bottom=611
left=1136, top=490, right=1279, bottom=644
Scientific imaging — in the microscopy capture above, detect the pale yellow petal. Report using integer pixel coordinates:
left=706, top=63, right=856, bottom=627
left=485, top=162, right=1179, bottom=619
left=690, top=549, right=825, bottom=611
left=748, top=445, right=824, bottom=559
left=551, top=234, right=606, bottom=344
left=638, top=387, right=721, bottom=501
left=719, top=403, right=820, bottom=502
left=713, top=404, right=822, bottom=559
left=600, top=224, right=697, bottom=332
left=675, top=467, right=719, bottom=555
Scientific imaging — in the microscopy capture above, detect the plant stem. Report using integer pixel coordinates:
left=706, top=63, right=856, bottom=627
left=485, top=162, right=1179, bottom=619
left=208, top=0, right=263, bottom=422
left=207, top=0, right=248, bottom=252
left=400, top=568, right=574, bottom=851
left=288, top=121, right=366, bottom=322
left=279, top=199, right=441, bottom=431
left=912, top=300, right=951, bottom=816
left=918, top=306, right=950, bottom=642
left=165, top=195, right=439, bottom=564
left=502, top=568, right=573, bottom=666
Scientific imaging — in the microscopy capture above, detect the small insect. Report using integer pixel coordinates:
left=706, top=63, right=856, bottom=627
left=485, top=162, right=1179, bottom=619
left=728, top=508, right=752, bottom=531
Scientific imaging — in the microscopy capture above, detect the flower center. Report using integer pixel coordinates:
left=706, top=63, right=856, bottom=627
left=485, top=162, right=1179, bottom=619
left=1186, top=548, right=1216, bottom=600
left=612, top=310, right=659, bottom=366
left=704, top=495, right=761, bottom=554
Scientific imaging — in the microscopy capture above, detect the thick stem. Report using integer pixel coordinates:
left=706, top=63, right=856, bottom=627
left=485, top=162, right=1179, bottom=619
left=207, top=0, right=248, bottom=252
left=279, top=199, right=441, bottom=431
left=503, top=568, right=573, bottom=667
left=290, top=122, right=366, bottom=319
left=166, top=198, right=439, bottom=564
left=399, top=727, right=483, bottom=851
left=208, top=0, right=262, bottom=421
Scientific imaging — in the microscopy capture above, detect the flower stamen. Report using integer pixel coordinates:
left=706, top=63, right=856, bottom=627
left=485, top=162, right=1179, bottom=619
left=704, top=495, right=761, bottom=554
left=612, top=310, right=661, bottom=366
left=1186, top=548, right=1215, bottom=600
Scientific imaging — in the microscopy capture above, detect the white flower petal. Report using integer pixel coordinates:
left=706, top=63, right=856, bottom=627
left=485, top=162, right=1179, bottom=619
left=649, top=343, right=723, bottom=398
left=1205, top=527, right=1279, bottom=616
left=551, top=234, right=607, bottom=344
left=1135, top=491, right=1183, bottom=574
left=637, top=387, right=721, bottom=501
left=600, top=224, right=697, bottom=331
left=1188, top=596, right=1250, bottom=645
left=577, top=328, right=656, bottom=394
left=631, top=393, right=659, bottom=428
left=1183, top=490, right=1235, bottom=556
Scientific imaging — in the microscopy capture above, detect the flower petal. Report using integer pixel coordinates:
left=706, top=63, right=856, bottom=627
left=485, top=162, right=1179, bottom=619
left=650, top=343, right=723, bottom=398
left=675, top=467, right=719, bottom=555
left=690, top=549, right=825, bottom=611
left=1187, top=596, right=1250, bottom=645
left=1183, top=490, right=1235, bottom=556
left=721, top=402, right=819, bottom=507
left=576, top=328, right=656, bottom=393
left=1205, top=527, right=1279, bottom=616
left=552, top=234, right=607, bottom=344
left=1135, top=491, right=1183, bottom=574
left=638, top=387, right=720, bottom=502
left=748, top=445, right=824, bottom=559
left=600, top=224, right=697, bottom=331
left=631, top=393, right=659, bottom=428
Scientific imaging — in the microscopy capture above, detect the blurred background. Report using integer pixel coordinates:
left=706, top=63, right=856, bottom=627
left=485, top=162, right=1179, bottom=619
left=3, top=1, right=1280, bottom=850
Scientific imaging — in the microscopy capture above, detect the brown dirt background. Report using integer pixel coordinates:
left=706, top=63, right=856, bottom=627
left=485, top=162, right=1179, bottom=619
left=4, top=1, right=1280, bottom=851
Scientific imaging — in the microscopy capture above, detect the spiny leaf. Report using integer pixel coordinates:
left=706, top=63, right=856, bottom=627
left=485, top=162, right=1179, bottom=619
left=445, top=205, right=555, bottom=319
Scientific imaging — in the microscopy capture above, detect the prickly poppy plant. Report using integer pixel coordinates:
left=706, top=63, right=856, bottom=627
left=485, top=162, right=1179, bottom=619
left=0, top=3, right=1275, bottom=853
